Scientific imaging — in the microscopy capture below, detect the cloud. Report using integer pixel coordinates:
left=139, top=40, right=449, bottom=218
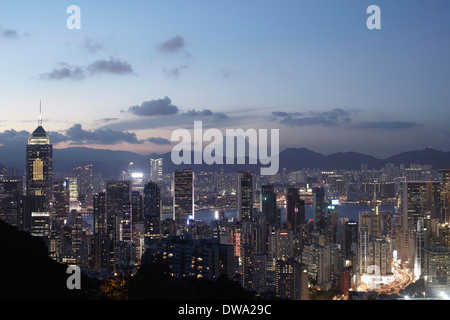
left=0, top=129, right=68, bottom=145
left=272, top=108, right=352, bottom=127
left=66, top=124, right=143, bottom=145
left=158, top=35, right=186, bottom=54
left=147, top=137, right=172, bottom=145
left=40, top=63, right=85, bottom=80
left=0, top=25, right=27, bottom=40
left=351, top=121, right=423, bottom=130
left=163, top=65, right=189, bottom=78
left=40, top=57, right=134, bottom=80
left=182, top=109, right=229, bottom=121
left=82, top=37, right=104, bottom=54
left=183, top=109, right=214, bottom=117
left=1, top=29, right=19, bottom=39
left=0, top=129, right=29, bottom=145
left=125, top=97, right=179, bottom=116
left=48, top=131, right=69, bottom=143
left=87, top=57, right=134, bottom=75
left=101, top=118, right=119, bottom=123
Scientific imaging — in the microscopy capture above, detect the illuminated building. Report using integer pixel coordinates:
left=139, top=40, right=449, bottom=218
left=423, top=244, right=450, bottom=295
left=341, top=268, right=351, bottom=298
left=286, top=187, right=305, bottom=237
left=105, top=180, right=133, bottom=271
left=71, top=164, right=93, bottom=202
left=400, top=181, right=441, bottom=269
left=173, top=169, right=194, bottom=229
left=317, top=244, right=341, bottom=289
left=261, top=184, right=277, bottom=225
left=326, top=203, right=338, bottom=243
left=143, top=181, right=161, bottom=246
left=26, top=106, right=53, bottom=207
left=89, top=192, right=109, bottom=271
left=252, top=254, right=267, bottom=294
left=69, top=177, right=79, bottom=211
left=52, top=179, right=70, bottom=221
left=153, top=236, right=234, bottom=281
left=313, top=187, right=325, bottom=230
left=0, top=180, right=22, bottom=227
left=439, top=169, right=450, bottom=224
left=70, top=209, right=83, bottom=256
left=31, top=211, right=50, bottom=238
left=275, top=229, right=293, bottom=261
left=241, top=244, right=254, bottom=290
left=237, top=172, right=253, bottom=222
left=150, top=158, right=163, bottom=183
left=275, top=258, right=309, bottom=300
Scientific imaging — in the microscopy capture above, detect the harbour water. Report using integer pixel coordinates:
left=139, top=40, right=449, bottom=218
left=164, top=204, right=397, bottom=224
left=82, top=204, right=397, bottom=229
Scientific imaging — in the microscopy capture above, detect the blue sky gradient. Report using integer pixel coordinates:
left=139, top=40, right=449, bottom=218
left=0, top=0, right=449, bottom=157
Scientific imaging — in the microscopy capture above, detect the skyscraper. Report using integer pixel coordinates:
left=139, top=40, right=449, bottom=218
left=143, top=181, right=161, bottom=246
left=400, top=181, right=441, bottom=267
left=313, top=187, right=325, bottom=230
left=286, top=187, right=305, bottom=236
left=0, top=180, right=23, bottom=227
left=105, top=180, right=133, bottom=271
left=26, top=106, right=53, bottom=206
left=261, top=184, right=277, bottom=225
left=72, top=164, right=94, bottom=202
left=237, top=172, right=253, bottom=222
left=439, top=169, right=450, bottom=224
left=90, top=192, right=109, bottom=271
left=173, top=169, right=194, bottom=228
left=150, top=158, right=163, bottom=183
left=275, top=258, right=309, bottom=300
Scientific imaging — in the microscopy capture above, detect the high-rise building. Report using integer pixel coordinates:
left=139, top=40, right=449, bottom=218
left=313, top=187, right=326, bottom=230
left=26, top=110, right=53, bottom=207
left=72, top=164, right=94, bottom=202
left=400, top=181, right=441, bottom=267
left=439, top=169, right=450, bottom=224
left=93, top=192, right=107, bottom=235
left=90, top=192, right=109, bottom=271
left=286, top=187, right=305, bottom=236
left=143, top=181, right=161, bottom=246
left=252, top=254, right=267, bottom=294
left=150, top=158, right=163, bottom=183
left=275, top=258, right=309, bottom=300
left=105, top=180, right=133, bottom=271
left=0, top=180, right=23, bottom=227
left=275, top=229, right=294, bottom=261
left=326, top=204, right=338, bottom=243
left=173, top=169, right=194, bottom=228
left=342, top=220, right=358, bottom=261
left=237, top=172, right=253, bottom=222
left=261, top=184, right=277, bottom=225
left=70, top=209, right=83, bottom=256
left=423, top=244, right=450, bottom=295
left=52, top=179, right=70, bottom=221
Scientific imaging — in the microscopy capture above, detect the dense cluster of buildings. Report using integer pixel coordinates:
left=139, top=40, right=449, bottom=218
left=1, top=120, right=450, bottom=300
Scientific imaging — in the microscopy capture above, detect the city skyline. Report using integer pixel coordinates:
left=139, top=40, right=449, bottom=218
left=2, top=1, right=450, bottom=303
left=1, top=1, right=450, bottom=158
left=1, top=102, right=450, bottom=301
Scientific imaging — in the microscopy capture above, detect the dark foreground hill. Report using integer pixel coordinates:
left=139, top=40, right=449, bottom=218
left=0, top=220, right=256, bottom=300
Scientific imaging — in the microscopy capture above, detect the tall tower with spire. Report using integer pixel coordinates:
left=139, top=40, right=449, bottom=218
left=26, top=101, right=53, bottom=202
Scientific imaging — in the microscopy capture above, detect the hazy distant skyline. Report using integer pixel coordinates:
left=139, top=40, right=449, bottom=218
left=1, top=0, right=450, bottom=158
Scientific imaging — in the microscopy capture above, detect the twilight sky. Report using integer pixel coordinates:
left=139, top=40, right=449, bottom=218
left=0, top=0, right=449, bottom=158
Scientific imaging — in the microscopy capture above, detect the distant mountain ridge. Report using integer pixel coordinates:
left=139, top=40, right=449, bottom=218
left=0, top=145, right=449, bottom=177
